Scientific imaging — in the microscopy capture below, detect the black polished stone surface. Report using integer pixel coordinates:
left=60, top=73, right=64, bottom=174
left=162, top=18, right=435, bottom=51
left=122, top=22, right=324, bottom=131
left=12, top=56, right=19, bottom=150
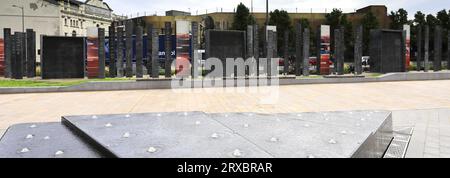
left=0, top=122, right=102, bottom=158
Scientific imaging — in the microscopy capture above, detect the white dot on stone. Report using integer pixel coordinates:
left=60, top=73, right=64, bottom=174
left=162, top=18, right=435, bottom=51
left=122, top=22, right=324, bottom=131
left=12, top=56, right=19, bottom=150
left=328, top=139, right=337, bottom=144
left=356, top=123, right=361, bottom=127
left=195, top=121, right=201, bottom=125
left=270, top=137, right=278, bottom=142
left=247, top=113, right=254, bottom=116
left=55, top=150, right=64, bottom=156
left=233, top=149, right=242, bottom=157
left=92, top=115, right=98, bottom=119
left=125, top=114, right=131, bottom=118
left=211, top=133, right=219, bottom=139
left=25, top=134, right=34, bottom=139
left=44, top=136, right=50, bottom=140
left=307, top=155, right=315, bottom=158
left=29, top=125, right=36, bottom=128
left=349, top=112, right=353, bottom=115
left=183, top=112, right=188, bottom=116
left=123, top=132, right=130, bottom=138
left=105, top=123, right=112, bottom=127
left=304, top=124, right=311, bottom=127
left=361, top=118, right=366, bottom=121
left=243, top=124, right=249, bottom=128
left=224, top=114, right=229, bottom=117
left=20, top=148, right=30, bottom=153
left=341, top=130, right=347, bottom=135
left=157, top=113, right=162, bottom=117
left=297, top=114, right=302, bottom=117
left=147, top=147, right=157, bottom=153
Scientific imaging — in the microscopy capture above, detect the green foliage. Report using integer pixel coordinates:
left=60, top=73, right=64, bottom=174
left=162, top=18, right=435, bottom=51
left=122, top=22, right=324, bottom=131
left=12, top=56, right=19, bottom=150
left=231, top=3, right=252, bottom=31
left=269, top=9, right=293, bottom=56
left=414, top=11, right=426, bottom=26
left=389, top=8, right=409, bottom=29
left=436, top=10, right=449, bottom=29
left=361, top=12, right=379, bottom=55
left=325, top=9, right=353, bottom=60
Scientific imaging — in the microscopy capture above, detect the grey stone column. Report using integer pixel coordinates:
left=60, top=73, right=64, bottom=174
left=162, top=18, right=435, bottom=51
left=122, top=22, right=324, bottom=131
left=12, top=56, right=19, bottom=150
left=434, top=26, right=442, bottom=71
left=164, top=22, right=172, bottom=78
left=191, top=22, right=199, bottom=78
left=12, top=32, right=24, bottom=79
left=26, top=29, right=36, bottom=78
left=303, top=28, right=310, bottom=76
left=448, top=34, right=450, bottom=70
left=283, top=30, right=289, bottom=75
left=247, top=25, right=254, bottom=58
left=416, top=26, right=422, bottom=71
left=253, top=25, right=259, bottom=76
left=3, top=28, right=12, bottom=78
left=98, top=28, right=106, bottom=79
left=354, top=26, right=363, bottom=75
left=135, top=26, right=143, bottom=78
left=116, top=27, right=124, bottom=77
left=109, top=25, right=117, bottom=78
left=424, top=26, right=429, bottom=72
left=267, top=30, right=274, bottom=76
left=146, top=24, right=153, bottom=76
left=150, top=28, right=160, bottom=78
left=125, top=21, right=133, bottom=78
left=295, top=23, right=303, bottom=76
left=335, top=28, right=344, bottom=75
left=273, top=31, right=278, bottom=58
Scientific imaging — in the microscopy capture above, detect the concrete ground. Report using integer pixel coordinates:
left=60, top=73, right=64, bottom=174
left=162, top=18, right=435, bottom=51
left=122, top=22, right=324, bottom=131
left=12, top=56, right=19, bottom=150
left=1, top=80, right=450, bottom=157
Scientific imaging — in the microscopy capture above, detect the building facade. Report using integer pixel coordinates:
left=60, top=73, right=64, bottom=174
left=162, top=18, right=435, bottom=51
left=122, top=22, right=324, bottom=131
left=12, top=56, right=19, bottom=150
left=0, top=0, right=121, bottom=62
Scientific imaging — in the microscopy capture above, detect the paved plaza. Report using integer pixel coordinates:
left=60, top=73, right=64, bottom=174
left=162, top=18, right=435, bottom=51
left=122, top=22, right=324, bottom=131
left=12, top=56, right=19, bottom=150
left=1, top=80, right=450, bottom=157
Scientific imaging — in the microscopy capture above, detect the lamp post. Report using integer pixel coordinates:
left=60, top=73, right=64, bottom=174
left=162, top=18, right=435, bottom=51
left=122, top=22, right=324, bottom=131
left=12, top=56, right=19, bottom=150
left=12, top=5, right=25, bottom=33
left=265, top=0, right=269, bottom=27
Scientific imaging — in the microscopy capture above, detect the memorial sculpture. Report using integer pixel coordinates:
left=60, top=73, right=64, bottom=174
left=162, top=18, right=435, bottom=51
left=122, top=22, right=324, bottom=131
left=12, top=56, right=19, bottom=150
left=146, top=24, right=153, bottom=76
left=109, top=25, right=117, bottom=78
left=416, top=26, right=423, bottom=71
left=424, top=26, right=430, bottom=72
left=98, top=28, right=106, bottom=79
left=283, top=30, right=289, bottom=75
left=136, top=26, right=144, bottom=78
left=334, top=27, right=345, bottom=75
left=125, top=21, right=134, bottom=78
left=295, top=23, right=303, bottom=76
left=116, top=27, right=125, bottom=77
left=26, top=29, right=36, bottom=78
left=165, top=22, right=172, bottom=78
left=433, top=26, right=442, bottom=71
left=303, top=28, right=310, bottom=76
left=354, top=26, right=363, bottom=75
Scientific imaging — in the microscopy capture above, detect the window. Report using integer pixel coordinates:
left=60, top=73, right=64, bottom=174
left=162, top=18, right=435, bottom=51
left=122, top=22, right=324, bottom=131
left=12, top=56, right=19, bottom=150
left=64, top=19, right=67, bottom=26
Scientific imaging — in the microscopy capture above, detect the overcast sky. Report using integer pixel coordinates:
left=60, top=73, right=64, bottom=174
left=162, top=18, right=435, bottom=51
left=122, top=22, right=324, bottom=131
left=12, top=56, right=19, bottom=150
left=105, top=0, right=449, bottom=19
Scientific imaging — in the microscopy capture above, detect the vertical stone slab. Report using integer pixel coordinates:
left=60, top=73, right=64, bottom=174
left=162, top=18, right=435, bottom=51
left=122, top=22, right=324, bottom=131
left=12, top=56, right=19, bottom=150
left=448, top=34, right=450, bottom=70
left=336, top=27, right=345, bottom=75
left=283, top=30, right=289, bottom=75
left=116, top=27, right=124, bottom=77
left=295, top=23, right=303, bottom=76
left=191, top=22, right=199, bottom=78
left=12, top=32, right=23, bottom=79
left=416, top=26, right=422, bottom=71
left=247, top=25, right=254, bottom=58
left=316, top=27, right=321, bottom=74
left=424, top=26, right=430, bottom=72
left=3, top=29, right=12, bottom=78
left=135, top=26, right=144, bottom=78
left=109, top=25, right=117, bottom=78
left=26, top=29, right=36, bottom=78
left=354, top=26, right=363, bottom=75
left=267, top=30, right=274, bottom=76
left=164, top=22, right=172, bottom=78
left=125, top=21, right=134, bottom=77
left=151, top=28, right=160, bottom=78
left=0, top=37, right=4, bottom=77
left=303, top=28, right=310, bottom=76
left=434, top=26, right=442, bottom=71
left=146, top=24, right=153, bottom=76
left=253, top=25, right=259, bottom=76
left=98, top=28, right=106, bottom=79
left=273, top=31, right=278, bottom=58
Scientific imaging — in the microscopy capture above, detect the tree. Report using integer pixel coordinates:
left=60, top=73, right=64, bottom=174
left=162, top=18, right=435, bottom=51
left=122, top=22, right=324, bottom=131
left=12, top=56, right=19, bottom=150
left=389, top=8, right=409, bottom=29
left=231, top=3, right=252, bottom=31
left=269, top=9, right=292, bottom=56
left=325, top=9, right=353, bottom=60
left=361, top=11, right=379, bottom=55
left=436, top=9, right=449, bottom=30
left=414, top=11, right=426, bottom=26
